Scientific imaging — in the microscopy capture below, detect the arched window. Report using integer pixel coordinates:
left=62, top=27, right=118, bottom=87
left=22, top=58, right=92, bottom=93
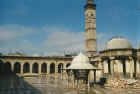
left=58, top=63, right=63, bottom=73
left=14, top=62, right=21, bottom=73
left=4, top=62, right=11, bottom=73
left=32, top=63, right=38, bottom=73
left=23, top=63, right=30, bottom=73
left=41, top=63, right=47, bottom=73
left=107, top=60, right=111, bottom=74
left=66, top=63, right=71, bottom=73
left=0, top=60, right=4, bottom=73
left=50, top=63, right=55, bottom=74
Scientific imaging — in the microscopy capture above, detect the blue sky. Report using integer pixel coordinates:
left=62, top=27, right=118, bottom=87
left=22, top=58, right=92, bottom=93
left=0, top=0, right=139, bottom=56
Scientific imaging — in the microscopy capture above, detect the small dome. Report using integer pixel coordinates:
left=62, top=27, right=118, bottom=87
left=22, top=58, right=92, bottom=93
left=105, top=37, right=132, bottom=50
left=67, top=52, right=97, bottom=69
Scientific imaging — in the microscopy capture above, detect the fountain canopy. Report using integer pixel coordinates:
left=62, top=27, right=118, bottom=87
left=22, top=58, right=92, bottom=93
left=67, top=52, right=97, bottom=70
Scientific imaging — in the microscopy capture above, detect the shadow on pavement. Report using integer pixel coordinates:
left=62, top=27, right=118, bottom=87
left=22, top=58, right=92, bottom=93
left=0, top=72, right=44, bottom=94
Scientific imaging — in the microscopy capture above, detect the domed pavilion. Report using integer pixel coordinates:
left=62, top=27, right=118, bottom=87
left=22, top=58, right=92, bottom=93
left=91, top=36, right=140, bottom=79
left=66, top=52, right=102, bottom=87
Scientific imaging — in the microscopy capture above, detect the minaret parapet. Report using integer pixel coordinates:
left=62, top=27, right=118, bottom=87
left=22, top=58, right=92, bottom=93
left=84, top=0, right=96, bottom=9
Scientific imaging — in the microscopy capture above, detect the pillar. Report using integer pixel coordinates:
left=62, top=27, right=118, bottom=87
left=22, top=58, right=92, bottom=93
left=39, top=63, right=41, bottom=74
left=126, top=60, right=130, bottom=76
left=88, top=71, right=91, bottom=88
left=72, top=73, right=75, bottom=88
left=136, top=60, right=140, bottom=78
left=114, top=60, right=118, bottom=73
left=20, top=63, right=24, bottom=74
left=11, top=63, right=14, bottom=72
left=130, top=57, right=134, bottom=78
left=47, top=63, right=50, bottom=74
left=103, top=60, right=108, bottom=74
left=110, top=57, right=115, bottom=76
left=64, top=63, right=67, bottom=73
left=116, top=60, right=123, bottom=77
left=55, top=63, right=58, bottom=74
left=98, top=60, right=103, bottom=78
left=30, top=63, right=33, bottom=74
left=110, top=60, right=114, bottom=76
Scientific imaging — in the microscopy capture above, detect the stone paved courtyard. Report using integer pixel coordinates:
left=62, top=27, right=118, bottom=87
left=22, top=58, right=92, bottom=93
left=1, top=74, right=140, bottom=94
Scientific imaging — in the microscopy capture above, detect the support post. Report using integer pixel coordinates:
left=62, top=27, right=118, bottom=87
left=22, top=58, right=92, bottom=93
left=20, top=63, right=24, bottom=74
left=30, top=63, right=33, bottom=74
left=88, top=70, right=90, bottom=88
left=39, top=63, right=41, bottom=74
left=130, top=57, right=134, bottom=78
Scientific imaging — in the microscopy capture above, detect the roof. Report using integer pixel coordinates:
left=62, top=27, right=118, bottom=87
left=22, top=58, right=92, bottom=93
left=67, top=52, right=97, bottom=69
left=104, top=37, right=132, bottom=50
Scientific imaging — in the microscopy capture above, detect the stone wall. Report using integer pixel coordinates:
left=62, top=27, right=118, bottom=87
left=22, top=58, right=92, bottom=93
left=104, top=78, right=140, bottom=89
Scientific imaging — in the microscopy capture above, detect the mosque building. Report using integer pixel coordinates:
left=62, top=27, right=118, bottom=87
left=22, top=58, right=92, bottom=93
left=0, top=0, right=140, bottom=84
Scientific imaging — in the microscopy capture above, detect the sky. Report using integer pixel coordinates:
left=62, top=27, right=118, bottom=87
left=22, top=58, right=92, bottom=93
left=0, top=0, right=139, bottom=56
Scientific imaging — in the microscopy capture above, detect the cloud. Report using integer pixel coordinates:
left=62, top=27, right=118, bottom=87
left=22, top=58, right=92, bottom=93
left=0, top=25, right=86, bottom=56
left=0, top=24, right=39, bottom=55
left=0, top=24, right=121, bottom=56
left=43, top=26, right=85, bottom=55
left=0, top=24, right=35, bottom=41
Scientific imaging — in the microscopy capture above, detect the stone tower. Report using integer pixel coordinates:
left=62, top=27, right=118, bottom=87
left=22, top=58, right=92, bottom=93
left=85, top=0, right=97, bottom=57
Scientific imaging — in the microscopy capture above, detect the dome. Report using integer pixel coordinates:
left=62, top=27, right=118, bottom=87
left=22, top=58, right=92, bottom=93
left=105, top=37, right=132, bottom=50
left=67, top=52, right=97, bottom=69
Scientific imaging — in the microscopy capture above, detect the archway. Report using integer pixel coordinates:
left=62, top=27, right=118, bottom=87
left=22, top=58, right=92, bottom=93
left=4, top=62, right=11, bottom=73
left=58, top=63, right=63, bottom=73
left=50, top=63, right=55, bottom=74
left=14, top=62, right=21, bottom=73
left=23, top=63, right=30, bottom=73
left=66, top=63, right=71, bottom=73
left=41, top=63, right=47, bottom=73
left=0, top=60, right=4, bottom=73
left=107, top=60, right=111, bottom=74
left=32, top=63, right=38, bottom=73
left=122, top=60, right=126, bottom=77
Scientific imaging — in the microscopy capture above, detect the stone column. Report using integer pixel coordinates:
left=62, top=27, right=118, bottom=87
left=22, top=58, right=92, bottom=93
left=97, top=60, right=103, bottom=79
left=72, top=73, right=75, bottom=88
left=55, top=63, right=58, bottom=74
left=30, top=63, right=33, bottom=74
left=88, top=71, right=90, bottom=88
left=103, top=60, right=108, bottom=74
left=47, top=63, right=50, bottom=74
left=116, top=60, right=123, bottom=77
left=114, top=60, right=118, bottom=73
left=110, top=57, right=115, bottom=76
left=110, top=60, right=114, bottom=76
left=11, top=63, right=14, bottom=72
left=136, top=60, right=140, bottom=78
left=39, top=63, right=42, bottom=74
left=20, top=63, right=24, bottom=74
left=126, top=60, right=130, bottom=76
left=130, top=57, right=134, bottom=78
left=64, top=63, right=67, bottom=72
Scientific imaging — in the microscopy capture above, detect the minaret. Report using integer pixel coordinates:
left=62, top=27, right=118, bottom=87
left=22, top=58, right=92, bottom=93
left=85, top=0, right=97, bottom=57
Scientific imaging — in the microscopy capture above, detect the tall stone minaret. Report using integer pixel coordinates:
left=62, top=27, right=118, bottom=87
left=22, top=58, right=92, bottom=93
left=85, top=0, right=97, bottom=57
